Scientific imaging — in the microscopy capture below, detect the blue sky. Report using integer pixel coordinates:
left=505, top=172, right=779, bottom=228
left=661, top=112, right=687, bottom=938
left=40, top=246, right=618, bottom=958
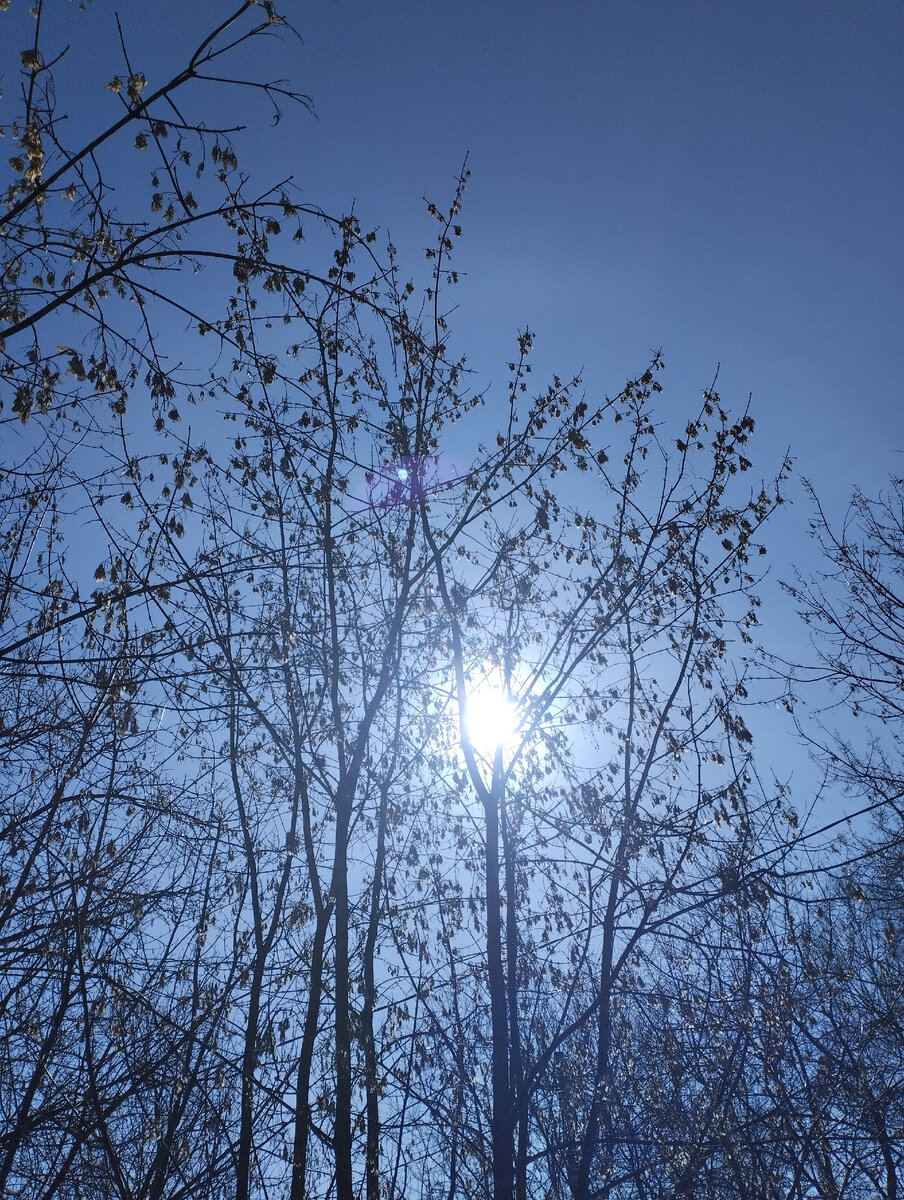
left=11, top=0, right=901, bottom=507
left=281, top=0, right=904, bottom=745
left=5, top=0, right=903, bottom=803
left=250, top=0, right=902, bottom=758
left=278, top=0, right=904, bottom=506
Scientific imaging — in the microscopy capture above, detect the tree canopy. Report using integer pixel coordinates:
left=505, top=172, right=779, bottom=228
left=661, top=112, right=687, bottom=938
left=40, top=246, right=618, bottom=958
left=2, top=5, right=903, bottom=1200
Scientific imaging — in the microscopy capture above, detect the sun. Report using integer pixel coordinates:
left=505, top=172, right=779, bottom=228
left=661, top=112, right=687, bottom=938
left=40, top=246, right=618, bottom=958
left=462, top=681, right=520, bottom=758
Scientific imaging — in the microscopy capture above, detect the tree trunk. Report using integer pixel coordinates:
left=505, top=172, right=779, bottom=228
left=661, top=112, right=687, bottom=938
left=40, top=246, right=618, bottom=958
left=290, top=904, right=332, bottom=1200
left=333, top=796, right=354, bottom=1200
left=485, top=777, right=514, bottom=1200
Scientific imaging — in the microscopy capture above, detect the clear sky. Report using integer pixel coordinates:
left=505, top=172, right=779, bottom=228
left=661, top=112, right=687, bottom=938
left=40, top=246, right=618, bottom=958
left=10, top=0, right=901, bottom=506
left=281, top=0, right=904, bottom=525
left=5, top=0, right=903, bottom=804
left=284, top=0, right=904, bottom=760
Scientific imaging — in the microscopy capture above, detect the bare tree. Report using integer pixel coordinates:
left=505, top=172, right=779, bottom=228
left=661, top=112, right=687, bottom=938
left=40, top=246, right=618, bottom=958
left=415, top=351, right=792, bottom=1200
left=5, top=8, right=861, bottom=1200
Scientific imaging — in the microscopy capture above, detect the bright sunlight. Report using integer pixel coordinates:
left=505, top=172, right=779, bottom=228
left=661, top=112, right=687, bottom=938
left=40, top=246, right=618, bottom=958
left=462, top=681, right=521, bottom=758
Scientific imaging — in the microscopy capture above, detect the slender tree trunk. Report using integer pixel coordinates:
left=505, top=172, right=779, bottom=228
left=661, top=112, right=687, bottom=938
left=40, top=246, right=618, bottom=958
left=230, top=698, right=264, bottom=1200
left=290, top=903, right=332, bottom=1200
left=570, top=860, right=620, bottom=1200
left=236, top=957, right=264, bottom=1200
left=485, top=777, right=514, bottom=1200
left=361, top=780, right=389, bottom=1200
left=333, top=795, right=354, bottom=1200
left=501, top=802, right=526, bottom=1200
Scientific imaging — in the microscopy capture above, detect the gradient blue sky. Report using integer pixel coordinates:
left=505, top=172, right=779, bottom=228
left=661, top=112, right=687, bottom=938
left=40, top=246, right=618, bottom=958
left=286, top=0, right=904, bottom=740
left=5, top=0, right=903, bottom=801
left=285, top=0, right=904, bottom=511
left=11, top=0, right=901, bottom=507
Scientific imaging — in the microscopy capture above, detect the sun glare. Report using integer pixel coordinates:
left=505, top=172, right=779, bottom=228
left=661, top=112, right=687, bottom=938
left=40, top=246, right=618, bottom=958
left=463, top=683, right=520, bottom=757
